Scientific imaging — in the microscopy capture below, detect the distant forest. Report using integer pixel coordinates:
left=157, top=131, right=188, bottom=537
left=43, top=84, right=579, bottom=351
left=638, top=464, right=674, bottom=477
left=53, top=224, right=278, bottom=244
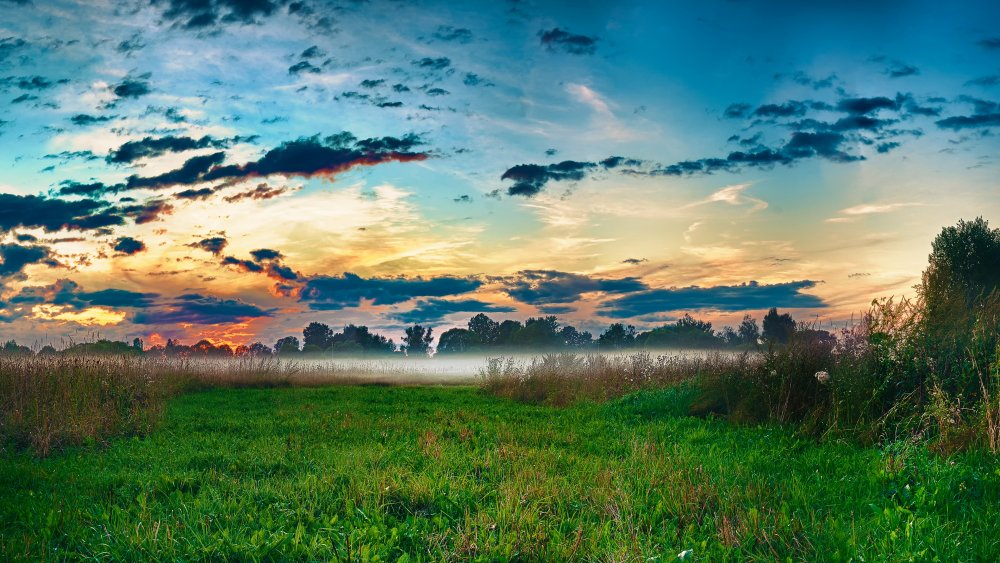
left=0, top=308, right=834, bottom=358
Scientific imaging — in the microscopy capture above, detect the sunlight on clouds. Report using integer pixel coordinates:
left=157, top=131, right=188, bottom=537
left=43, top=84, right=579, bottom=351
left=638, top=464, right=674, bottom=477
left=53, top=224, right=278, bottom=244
left=31, top=305, right=126, bottom=326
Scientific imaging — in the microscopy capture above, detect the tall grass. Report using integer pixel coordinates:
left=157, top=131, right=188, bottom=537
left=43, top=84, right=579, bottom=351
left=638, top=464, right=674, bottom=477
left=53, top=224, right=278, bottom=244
left=479, top=351, right=751, bottom=406
left=0, top=354, right=452, bottom=457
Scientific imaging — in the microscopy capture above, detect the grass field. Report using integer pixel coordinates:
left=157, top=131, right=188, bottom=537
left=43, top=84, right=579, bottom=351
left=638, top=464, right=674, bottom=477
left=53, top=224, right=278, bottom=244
left=3, top=384, right=999, bottom=561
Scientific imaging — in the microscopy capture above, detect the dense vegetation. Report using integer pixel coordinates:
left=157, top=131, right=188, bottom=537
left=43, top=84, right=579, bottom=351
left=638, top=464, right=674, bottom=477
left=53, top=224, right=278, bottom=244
left=4, top=386, right=999, bottom=560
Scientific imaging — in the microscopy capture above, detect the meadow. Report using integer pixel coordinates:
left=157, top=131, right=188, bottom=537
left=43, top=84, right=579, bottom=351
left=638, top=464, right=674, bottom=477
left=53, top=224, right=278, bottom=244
left=4, top=383, right=1000, bottom=561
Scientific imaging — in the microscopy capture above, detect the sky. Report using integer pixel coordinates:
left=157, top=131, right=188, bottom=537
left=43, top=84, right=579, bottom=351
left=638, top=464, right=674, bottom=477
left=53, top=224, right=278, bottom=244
left=0, top=0, right=998, bottom=348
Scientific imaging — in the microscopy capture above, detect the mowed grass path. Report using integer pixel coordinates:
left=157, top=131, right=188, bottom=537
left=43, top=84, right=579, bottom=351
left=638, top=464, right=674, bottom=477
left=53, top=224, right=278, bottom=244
left=3, top=386, right=999, bottom=561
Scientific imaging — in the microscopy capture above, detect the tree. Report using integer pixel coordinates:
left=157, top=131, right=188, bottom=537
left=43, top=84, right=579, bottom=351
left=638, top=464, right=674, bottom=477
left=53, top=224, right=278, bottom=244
left=560, top=325, right=593, bottom=348
left=513, top=316, right=562, bottom=348
left=468, top=313, right=500, bottom=346
left=762, top=308, right=796, bottom=344
left=303, top=322, right=334, bottom=352
left=403, top=325, right=434, bottom=356
left=922, top=217, right=1000, bottom=317
left=132, top=337, right=144, bottom=352
left=495, top=320, right=523, bottom=347
left=737, top=314, right=760, bottom=347
left=248, top=342, right=273, bottom=356
left=437, top=328, right=481, bottom=354
left=599, top=323, right=637, bottom=349
left=274, top=336, right=300, bottom=356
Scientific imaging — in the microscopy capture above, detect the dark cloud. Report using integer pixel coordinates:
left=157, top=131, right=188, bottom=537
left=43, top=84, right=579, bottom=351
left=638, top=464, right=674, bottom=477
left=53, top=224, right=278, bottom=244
left=836, top=96, right=898, bottom=115
left=966, top=75, right=1000, bottom=87
left=133, top=293, right=273, bottom=325
left=107, top=135, right=236, bottom=164
left=300, top=45, right=324, bottom=58
left=289, top=60, right=320, bottom=75
left=425, top=87, right=449, bottom=96
left=11, top=93, right=37, bottom=104
left=393, top=298, right=515, bottom=324
left=432, top=25, right=473, bottom=44
left=412, top=57, right=451, bottom=70
left=0, top=193, right=124, bottom=232
left=156, top=0, right=279, bottom=30
left=392, top=83, right=410, bottom=93
left=126, top=151, right=227, bottom=190
left=538, top=28, right=598, bottom=55
left=299, top=273, right=481, bottom=311
left=7, top=279, right=158, bottom=311
left=57, top=181, right=114, bottom=197
left=600, top=280, right=826, bottom=317
left=113, top=236, right=146, bottom=255
left=501, top=160, right=597, bottom=196
left=463, top=73, right=493, bottom=87
left=723, top=103, right=751, bottom=119
left=112, top=77, right=151, bottom=99
left=0, top=243, right=53, bottom=280
left=978, top=37, right=1000, bottom=50
left=223, top=184, right=290, bottom=202
left=221, top=256, right=263, bottom=273
left=376, top=101, right=403, bottom=108
left=360, top=79, right=385, bottom=88
left=13, top=76, right=62, bottom=90
left=189, top=236, right=227, bottom=255
left=120, top=199, right=174, bottom=224
left=622, top=258, right=647, bottom=265
left=936, top=98, right=1000, bottom=130
left=175, top=187, right=217, bottom=200
left=249, top=248, right=281, bottom=261
left=124, top=134, right=429, bottom=191
left=884, top=61, right=919, bottom=78
left=496, top=270, right=647, bottom=306
left=70, top=113, right=115, bottom=126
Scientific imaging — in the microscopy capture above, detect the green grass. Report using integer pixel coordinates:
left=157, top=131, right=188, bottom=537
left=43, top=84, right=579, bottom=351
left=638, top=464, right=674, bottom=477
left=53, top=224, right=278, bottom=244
left=3, top=385, right=1000, bottom=561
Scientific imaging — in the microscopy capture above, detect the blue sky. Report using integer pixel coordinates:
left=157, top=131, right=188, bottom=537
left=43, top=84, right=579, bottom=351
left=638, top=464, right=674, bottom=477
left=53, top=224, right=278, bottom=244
left=0, top=0, right=998, bottom=347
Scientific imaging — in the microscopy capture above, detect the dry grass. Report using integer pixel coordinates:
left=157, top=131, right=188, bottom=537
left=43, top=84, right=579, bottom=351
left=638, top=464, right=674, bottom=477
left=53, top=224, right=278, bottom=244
left=478, top=352, right=751, bottom=406
left=0, top=354, right=462, bottom=457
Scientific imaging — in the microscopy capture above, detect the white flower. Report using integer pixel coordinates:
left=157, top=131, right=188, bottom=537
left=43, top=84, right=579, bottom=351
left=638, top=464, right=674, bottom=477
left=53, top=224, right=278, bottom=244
left=815, top=370, right=830, bottom=384
left=678, top=549, right=693, bottom=560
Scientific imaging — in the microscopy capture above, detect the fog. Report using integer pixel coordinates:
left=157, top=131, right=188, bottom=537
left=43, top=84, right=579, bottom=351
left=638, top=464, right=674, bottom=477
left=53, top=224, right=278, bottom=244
left=285, top=348, right=746, bottom=385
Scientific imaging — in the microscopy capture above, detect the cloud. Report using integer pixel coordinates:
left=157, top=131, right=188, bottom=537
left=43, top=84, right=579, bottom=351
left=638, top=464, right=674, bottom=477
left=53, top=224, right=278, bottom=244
left=600, top=280, right=826, bottom=317
left=496, top=270, right=647, bottom=306
left=112, top=236, right=146, bottom=255
left=124, top=133, right=429, bottom=191
left=431, top=25, right=473, bottom=43
left=175, top=187, right=216, bottom=200
left=683, top=183, right=768, bottom=212
left=836, top=96, right=898, bottom=115
left=189, top=236, right=227, bottom=255
left=0, top=243, right=53, bottom=280
left=222, top=184, right=290, bottom=203
left=978, top=37, right=1000, bottom=50
left=393, top=298, right=515, bottom=324
left=936, top=113, right=1000, bottom=130
left=221, top=256, right=263, bottom=273
left=133, top=293, right=273, bottom=325
left=7, top=279, right=158, bottom=311
left=966, top=75, right=1000, bottom=87
left=884, top=61, right=919, bottom=78
left=412, top=57, right=451, bottom=70
left=112, top=77, right=151, bottom=99
left=107, top=135, right=238, bottom=164
left=156, top=0, right=279, bottom=30
left=839, top=202, right=922, bottom=215
left=501, top=160, right=597, bottom=197
left=0, top=193, right=124, bottom=232
left=249, top=248, right=281, bottom=261
left=299, top=273, right=481, bottom=311
left=120, top=199, right=174, bottom=224
left=538, top=28, right=598, bottom=55
left=70, top=114, right=115, bottom=126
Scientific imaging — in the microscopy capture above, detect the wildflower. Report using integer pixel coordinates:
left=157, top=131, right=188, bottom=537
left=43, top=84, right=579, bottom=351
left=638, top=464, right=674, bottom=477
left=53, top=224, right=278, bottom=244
left=815, top=370, right=830, bottom=384
left=678, top=549, right=693, bottom=560
left=770, top=369, right=777, bottom=377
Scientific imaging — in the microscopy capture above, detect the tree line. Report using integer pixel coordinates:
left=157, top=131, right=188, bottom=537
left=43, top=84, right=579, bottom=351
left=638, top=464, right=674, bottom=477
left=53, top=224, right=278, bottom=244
left=0, top=308, right=832, bottom=358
